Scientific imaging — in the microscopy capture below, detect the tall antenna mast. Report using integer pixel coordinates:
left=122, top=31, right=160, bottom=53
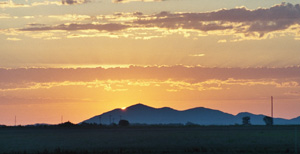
left=271, top=96, right=273, bottom=118
left=15, top=115, right=16, bottom=126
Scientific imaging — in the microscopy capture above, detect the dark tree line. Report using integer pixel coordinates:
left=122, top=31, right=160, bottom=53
left=242, top=116, right=273, bottom=126
left=263, top=116, right=273, bottom=126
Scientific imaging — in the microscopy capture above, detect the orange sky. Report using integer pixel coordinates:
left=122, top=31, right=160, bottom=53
left=1, top=66, right=300, bottom=125
left=1, top=1, right=300, bottom=125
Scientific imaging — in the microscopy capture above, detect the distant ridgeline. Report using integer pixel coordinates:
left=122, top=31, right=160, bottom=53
left=82, top=104, right=300, bottom=125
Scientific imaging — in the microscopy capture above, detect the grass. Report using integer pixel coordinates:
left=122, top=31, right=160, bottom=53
left=0, top=125, right=299, bottom=153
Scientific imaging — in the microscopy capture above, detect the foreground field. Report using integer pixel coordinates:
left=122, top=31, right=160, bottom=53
left=0, top=125, right=299, bottom=154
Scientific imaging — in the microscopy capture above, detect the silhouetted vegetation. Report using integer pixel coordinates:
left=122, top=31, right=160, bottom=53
left=58, top=121, right=77, bottom=127
left=263, top=116, right=273, bottom=126
left=242, top=116, right=251, bottom=125
left=185, top=122, right=199, bottom=127
left=110, top=123, right=117, bottom=127
left=118, top=120, right=130, bottom=126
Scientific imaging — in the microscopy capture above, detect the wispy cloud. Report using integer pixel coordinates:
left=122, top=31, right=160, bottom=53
left=0, top=13, right=16, bottom=19
left=1, top=66, right=300, bottom=83
left=0, top=0, right=89, bottom=8
left=61, top=0, right=91, bottom=5
left=6, top=37, right=21, bottom=41
left=20, top=23, right=130, bottom=32
left=48, top=14, right=92, bottom=21
left=0, top=66, right=300, bottom=110
left=135, top=3, right=300, bottom=38
left=112, top=0, right=163, bottom=3
left=31, top=1, right=62, bottom=6
left=189, top=54, right=205, bottom=57
left=0, top=78, right=297, bottom=93
left=0, top=69, right=299, bottom=109
left=217, top=39, right=227, bottom=43
left=2, top=3, right=300, bottom=40
left=0, top=0, right=30, bottom=8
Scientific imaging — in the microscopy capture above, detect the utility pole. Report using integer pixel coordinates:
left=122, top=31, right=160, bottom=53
left=271, top=96, right=273, bottom=118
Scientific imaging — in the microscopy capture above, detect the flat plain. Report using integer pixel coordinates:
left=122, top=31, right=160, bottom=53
left=0, top=125, right=299, bottom=154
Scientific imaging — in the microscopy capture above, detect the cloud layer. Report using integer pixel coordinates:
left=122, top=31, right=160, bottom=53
left=1, top=66, right=300, bottom=84
left=112, top=0, right=163, bottom=3
left=20, top=23, right=130, bottom=32
left=6, top=3, right=300, bottom=40
left=0, top=66, right=300, bottom=108
left=0, top=0, right=90, bottom=8
left=135, top=3, right=300, bottom=37
left=0, top=0, right=30, bottom=8
left=61, top=0, right=91, bottom=5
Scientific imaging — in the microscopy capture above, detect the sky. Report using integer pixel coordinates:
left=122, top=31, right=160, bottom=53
left=1, top=0, right=300, bottom=125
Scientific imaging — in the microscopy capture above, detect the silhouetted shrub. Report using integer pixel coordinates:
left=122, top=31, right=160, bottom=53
left=58, top=121, right=76, bottom=127
left=242, top=116, right=251, bottom=125
left=111, top=123, right=117, bottom=127
left=118, top=120, right=130, bottom=126
left=185, top=122, right=198, bottom=126
left=263, top=116, right=273, bottom=126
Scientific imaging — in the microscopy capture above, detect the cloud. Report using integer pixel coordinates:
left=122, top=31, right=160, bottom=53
left=217, top=39, right=227, bottom=43
left=31, top=1, right=62, bottom=6
left=26, top=23, right=47, bottom=27
left=0, top=75, right=298, bottom=94
left=135, top=3, right=300, bottom=37
left=48, top=14, right=92, bottom=21
left=285, top=91, right=300, bottom=96
left=0, top=0, right=88, bottom=8
left=3, top=3, right=300, bottom=40
left=20, top=23, right=130, bottom=32
left=0, top=13, right=15, bottom=19
left=61, top=0, right=91, bottom=5
left=1, top=66, right=300, bottom=84
left=0, top=0, right=30, bottom=8
left=1, top=66, right=300, bottom=107
left=6, top=37, right=21, bottom=41
left=112, top=0, right=163, bottom=3
left=189, top=54, right=205, bottom=57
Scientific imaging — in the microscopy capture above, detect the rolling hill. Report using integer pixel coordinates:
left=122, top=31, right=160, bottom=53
left=82, top=103, right=300, bottom=125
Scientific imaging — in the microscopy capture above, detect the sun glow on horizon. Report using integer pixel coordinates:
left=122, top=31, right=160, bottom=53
left=1, top=0, right=300, bottom=126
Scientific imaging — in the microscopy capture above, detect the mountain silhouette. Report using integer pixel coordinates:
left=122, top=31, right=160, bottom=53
left=82, top=103, right=300, bottom=125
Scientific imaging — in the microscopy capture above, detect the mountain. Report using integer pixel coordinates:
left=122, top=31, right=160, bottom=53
left=82, top=103, right=300, bottom=125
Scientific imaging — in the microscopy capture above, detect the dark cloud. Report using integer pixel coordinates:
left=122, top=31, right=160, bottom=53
left=136, top=3, right=300, bottom=36
left=146, top=3, right=300, bottom=22
left=26, top=23, right=47, bottom=27
left=17, top=3, right=300, bottom=37
left=113, top=0, right=126, bottom=3
left=20, top=23, right=130, bottom=32
left=112, top=0, right=164, bottom=3
left=62, top=0, right=91, bottom=5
